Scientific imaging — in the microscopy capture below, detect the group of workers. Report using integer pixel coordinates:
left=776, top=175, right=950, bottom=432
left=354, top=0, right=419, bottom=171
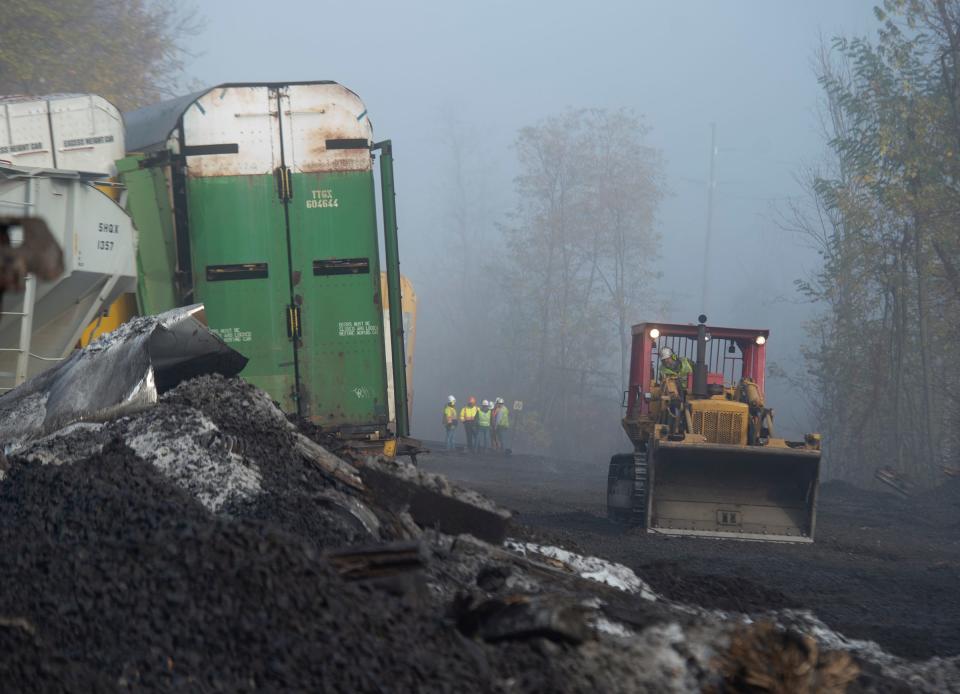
left=437, top=348, right=689, bottom=455
left=442, top=395, right=511, bottom=453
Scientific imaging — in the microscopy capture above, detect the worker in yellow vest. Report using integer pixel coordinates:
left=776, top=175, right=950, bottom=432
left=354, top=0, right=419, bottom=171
left=460, top=396, right=479, bottom=452
left=492, top=397, right=511, bottom=454
left=476, top=399, right=492, bottom=452
left=491, top=398, right=503, bottom=450
left=442, top=395, right=458, bottom=450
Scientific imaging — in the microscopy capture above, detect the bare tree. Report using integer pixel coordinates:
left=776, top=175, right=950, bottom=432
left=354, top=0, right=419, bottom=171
left=502, top=109, right=664, bottom=454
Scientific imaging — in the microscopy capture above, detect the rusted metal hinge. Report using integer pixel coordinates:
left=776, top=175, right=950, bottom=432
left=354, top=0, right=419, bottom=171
left=275, top=165, right=293, bottom=200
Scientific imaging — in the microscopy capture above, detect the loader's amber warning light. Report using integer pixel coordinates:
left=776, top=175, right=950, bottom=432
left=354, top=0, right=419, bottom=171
left=649, top=328, right=660, bottom=339
left=755, top=336, right=766, bottom=345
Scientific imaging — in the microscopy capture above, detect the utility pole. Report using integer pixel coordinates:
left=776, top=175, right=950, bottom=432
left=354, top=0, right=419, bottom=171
left=700, top=123, right=717, bottom=313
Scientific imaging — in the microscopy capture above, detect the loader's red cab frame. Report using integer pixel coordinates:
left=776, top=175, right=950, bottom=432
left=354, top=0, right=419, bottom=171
left=625, top=321, right=770, bottom=418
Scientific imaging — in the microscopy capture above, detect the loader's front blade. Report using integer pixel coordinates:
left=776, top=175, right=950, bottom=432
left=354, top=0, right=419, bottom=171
left=649, top=440, right=820, bottom=542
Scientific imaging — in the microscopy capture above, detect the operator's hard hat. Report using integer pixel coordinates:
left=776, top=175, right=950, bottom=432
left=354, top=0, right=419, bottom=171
left=468, top=396, right=477, bottom=405
left=481, top=399, right=489, bottom=407
left=659, top=346, right=674, bottom=361
left=495, top=397, right=504, bottom=404
left=448, top=395, right=456, bottom=403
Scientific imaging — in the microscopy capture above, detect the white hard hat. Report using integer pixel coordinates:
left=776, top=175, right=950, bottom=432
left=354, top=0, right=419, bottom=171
left=495, top=397, right=504, bottom=404
left=659, top=346, right=674, bottom=361
left=481, top=399, right=489, bottom=407
left=448, top=395, right=456, bottom=403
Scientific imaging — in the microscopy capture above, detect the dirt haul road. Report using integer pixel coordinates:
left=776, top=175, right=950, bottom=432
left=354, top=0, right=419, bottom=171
left=420, top=450, right=960, bottom=661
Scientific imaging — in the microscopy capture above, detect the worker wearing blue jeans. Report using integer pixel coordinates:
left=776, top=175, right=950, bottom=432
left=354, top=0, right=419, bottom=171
left=442, top=396, right=458, bottom=450
left=476, top=400, right=492, bottom=452
left=493, top=398, right=511, bottom=454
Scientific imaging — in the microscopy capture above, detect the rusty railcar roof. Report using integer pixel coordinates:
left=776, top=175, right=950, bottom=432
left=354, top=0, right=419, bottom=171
left=124, top=81, right=347, bottom=153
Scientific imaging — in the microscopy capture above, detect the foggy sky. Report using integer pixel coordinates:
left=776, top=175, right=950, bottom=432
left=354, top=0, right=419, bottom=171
left=188, top=1, right=877, bottom=441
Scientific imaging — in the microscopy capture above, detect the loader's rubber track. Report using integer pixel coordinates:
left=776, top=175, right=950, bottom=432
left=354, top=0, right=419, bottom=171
left=606, top=448, right=649, bottom=527
left=631, top=447, right=648, bottom=527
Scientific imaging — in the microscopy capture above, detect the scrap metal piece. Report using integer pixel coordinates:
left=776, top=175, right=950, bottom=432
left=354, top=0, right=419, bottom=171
left=874, top=467, right=911, bottom=498
left=453, top=593, right=593, bottom=645
left=325, top=541, right=426, bottom=597
left=292, top=432, right=365, bottom=491
left=144, top=305, right=248, bottom=392
left=325, top=541, right=424, bottom=581
left=0, top=305, right=247, bottom=449
left=359, top=460, right=512, bottom=544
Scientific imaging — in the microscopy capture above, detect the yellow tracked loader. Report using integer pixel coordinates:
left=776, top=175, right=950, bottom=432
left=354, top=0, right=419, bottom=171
left=607, top=316, right=821, bottom=542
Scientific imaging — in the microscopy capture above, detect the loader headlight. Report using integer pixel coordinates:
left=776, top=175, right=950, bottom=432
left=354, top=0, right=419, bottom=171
left=649, top=328, right=660, bottom=339
left=755, top=336, right=766, bottom=345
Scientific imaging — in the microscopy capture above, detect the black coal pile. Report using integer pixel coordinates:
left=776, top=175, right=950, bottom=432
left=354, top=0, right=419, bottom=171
left=0, top=374, right=954, bottom=692
left=0, top=442, right=482, bottom=691
left=161, top=375, right=383, bottom=549
left=12, top=375, right=386, bottom=551
left=0, top=376, right=705, bottom=692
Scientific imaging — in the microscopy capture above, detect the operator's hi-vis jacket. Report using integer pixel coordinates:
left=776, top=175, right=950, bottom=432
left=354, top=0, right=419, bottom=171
left=443, top=404, right=458, bottom=428
left=661, top=357, right=693, bottom=380
left=460, top=405, right=479, bottom=423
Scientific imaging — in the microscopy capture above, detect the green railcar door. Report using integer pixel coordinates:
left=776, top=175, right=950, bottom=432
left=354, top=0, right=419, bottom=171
left=280, top=87, right=389, bottom=430
left=186, top=175, right=297, bottom=410
left=284, top=169, right=388, bottom=427
left=182, top=87, right=299, bottom=412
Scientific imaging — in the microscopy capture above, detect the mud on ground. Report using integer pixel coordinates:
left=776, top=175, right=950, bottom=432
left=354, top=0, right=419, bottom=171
left=421, top=450, right=960, bottom=660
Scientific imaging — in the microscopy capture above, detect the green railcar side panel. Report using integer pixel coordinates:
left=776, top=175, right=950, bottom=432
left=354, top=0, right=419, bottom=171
left=288, top=170, right=389, bottom=427
left=116, top=155, right=179, bottom=315
left=185, top=174, right=297, bottom=412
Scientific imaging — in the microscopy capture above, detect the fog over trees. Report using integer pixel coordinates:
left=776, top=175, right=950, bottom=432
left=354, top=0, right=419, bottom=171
left=7, top=0, right=960, bottom=485
left=499, top=109, right=664, bottom=455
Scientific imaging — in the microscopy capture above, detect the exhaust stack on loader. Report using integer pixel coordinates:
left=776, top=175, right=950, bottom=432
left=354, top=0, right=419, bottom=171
left=607, top=316, right=821, bottom=542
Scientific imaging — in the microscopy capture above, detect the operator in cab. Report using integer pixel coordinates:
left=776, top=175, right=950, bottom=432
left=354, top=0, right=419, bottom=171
left=659, top=346, right=693, bottom=381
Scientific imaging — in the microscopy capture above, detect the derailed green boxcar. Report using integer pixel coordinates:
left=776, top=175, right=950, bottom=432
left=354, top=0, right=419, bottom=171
left=119, top=82, right=409, bottom=441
